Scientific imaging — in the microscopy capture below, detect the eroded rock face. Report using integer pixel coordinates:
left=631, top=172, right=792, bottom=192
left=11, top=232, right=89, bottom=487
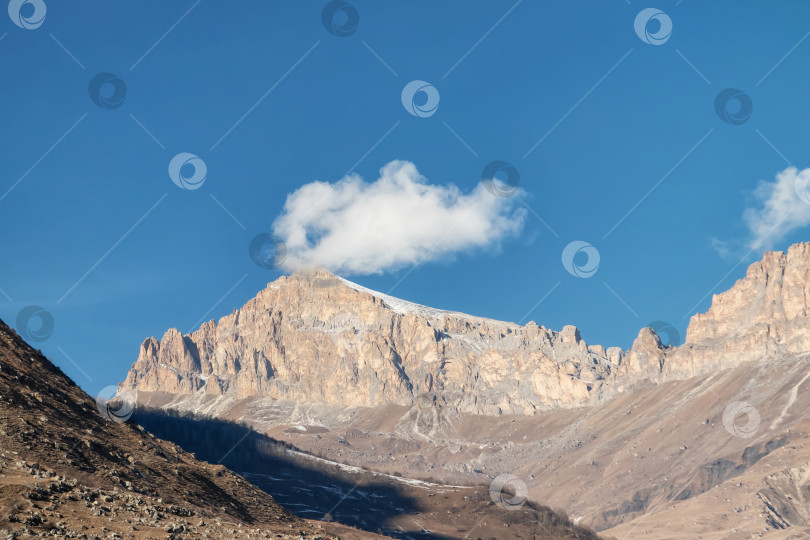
left=121, top=243, right=810, bottom=415
left=665, top=242, right=810, bottom=380
left=123, top=269, right=619, bottom=414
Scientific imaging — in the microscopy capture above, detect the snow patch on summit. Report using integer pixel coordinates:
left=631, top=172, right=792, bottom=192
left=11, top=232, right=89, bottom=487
left=337, top=276, right=488, bottom=322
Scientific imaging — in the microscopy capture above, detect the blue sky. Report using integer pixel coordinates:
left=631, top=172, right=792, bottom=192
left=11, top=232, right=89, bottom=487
left=2, top=1, right=810, bottom=397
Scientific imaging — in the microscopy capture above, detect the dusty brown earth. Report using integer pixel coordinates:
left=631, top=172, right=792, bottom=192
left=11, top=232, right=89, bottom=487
left=271, top=355, right=810, bottom=539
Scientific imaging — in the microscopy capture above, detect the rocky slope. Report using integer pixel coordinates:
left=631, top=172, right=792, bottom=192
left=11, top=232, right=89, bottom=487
left=123, top=242, right=810, bottom=416
left=0, top=318, right=378, bottom=539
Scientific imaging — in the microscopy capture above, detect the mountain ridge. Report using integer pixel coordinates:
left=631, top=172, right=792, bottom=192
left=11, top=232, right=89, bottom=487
left=123, top=241, right=810, bottom=415
left=124, top=265, right=621, bottom=414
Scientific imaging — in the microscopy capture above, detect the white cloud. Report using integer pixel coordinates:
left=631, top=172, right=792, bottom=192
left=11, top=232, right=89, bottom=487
left=272, top=160, right=526, bottom=275
left=742, top=166, right=810, bottom=251
left=708, top=236, right=736, bottom=261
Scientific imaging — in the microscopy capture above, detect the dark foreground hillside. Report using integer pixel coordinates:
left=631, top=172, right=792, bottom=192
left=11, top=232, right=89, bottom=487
left=0, top=318, right=375, bottom=539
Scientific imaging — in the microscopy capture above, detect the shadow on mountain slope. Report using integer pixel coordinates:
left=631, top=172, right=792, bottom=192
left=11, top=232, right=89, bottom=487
left=133, top=408, right=433, bottom=537
left=133, top=408, right=605, bottom=540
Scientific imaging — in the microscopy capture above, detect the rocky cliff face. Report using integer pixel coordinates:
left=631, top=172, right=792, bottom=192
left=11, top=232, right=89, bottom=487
left=122, top=269, right=623, bottom=415
left=663, top=242, right=810, bottom=379
left=121, top=242, right=810, bottom=415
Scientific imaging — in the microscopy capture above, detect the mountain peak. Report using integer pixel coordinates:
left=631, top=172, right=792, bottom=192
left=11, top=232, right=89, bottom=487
left=123, top=268, right=610, bottom=414
left=290, top=266, right=339, bottom=280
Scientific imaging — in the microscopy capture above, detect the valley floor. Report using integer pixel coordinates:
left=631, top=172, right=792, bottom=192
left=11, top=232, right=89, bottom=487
left=135, top=352, right=810, bottom=538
